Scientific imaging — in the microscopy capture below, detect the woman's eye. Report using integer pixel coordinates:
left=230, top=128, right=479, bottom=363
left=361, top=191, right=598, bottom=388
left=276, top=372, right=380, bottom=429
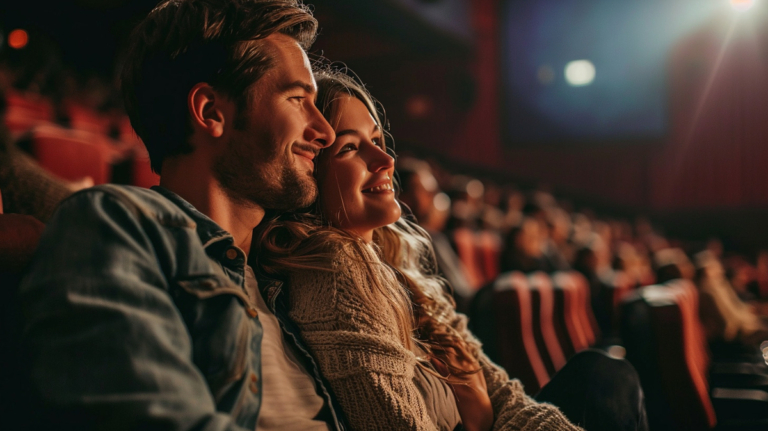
left=372, top=138, right=384, bottom=149
left=339, top=143, right=357, bottom=154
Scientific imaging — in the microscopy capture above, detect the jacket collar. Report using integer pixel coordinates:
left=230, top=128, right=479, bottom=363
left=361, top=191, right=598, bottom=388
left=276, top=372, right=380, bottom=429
left=150, top=186, right=235, bottom=254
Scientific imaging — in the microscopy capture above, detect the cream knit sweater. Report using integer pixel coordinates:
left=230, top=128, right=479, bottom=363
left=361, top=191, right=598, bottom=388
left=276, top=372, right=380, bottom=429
left=287, top=246, right=582, bottom=431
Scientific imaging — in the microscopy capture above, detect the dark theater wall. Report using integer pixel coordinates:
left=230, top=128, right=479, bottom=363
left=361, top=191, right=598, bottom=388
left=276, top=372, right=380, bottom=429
left=443, top=0, right=768, bottom=213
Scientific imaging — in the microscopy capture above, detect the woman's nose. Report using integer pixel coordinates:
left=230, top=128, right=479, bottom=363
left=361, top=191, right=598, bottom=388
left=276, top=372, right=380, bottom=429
left=368, top=145, right=395, bottom=172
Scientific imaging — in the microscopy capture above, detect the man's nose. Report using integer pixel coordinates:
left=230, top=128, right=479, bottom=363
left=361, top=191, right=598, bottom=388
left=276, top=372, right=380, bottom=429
left=305, top=103, right=335, bottom=149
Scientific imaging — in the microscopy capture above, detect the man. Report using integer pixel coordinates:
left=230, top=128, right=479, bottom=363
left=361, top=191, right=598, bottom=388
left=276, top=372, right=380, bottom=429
left=18, top=1, right=341, bottom=429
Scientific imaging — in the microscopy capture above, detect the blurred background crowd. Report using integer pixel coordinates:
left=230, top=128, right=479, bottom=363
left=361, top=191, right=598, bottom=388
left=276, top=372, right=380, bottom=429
left=1, top=0, right=768, bottom=430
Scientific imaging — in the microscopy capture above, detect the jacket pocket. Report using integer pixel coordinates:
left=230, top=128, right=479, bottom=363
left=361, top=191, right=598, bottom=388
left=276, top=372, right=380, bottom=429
left=173, top=275, right=259, bottom=405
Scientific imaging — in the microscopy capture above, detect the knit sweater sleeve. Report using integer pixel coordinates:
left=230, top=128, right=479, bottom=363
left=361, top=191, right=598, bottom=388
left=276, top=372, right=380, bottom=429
left=441, top=296, right=583, bottom=431
left=287, top=251, right=438, bottom=431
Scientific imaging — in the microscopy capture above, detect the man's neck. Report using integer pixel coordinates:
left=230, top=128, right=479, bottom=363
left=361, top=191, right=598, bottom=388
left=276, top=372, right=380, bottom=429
left=159, top=159, right=264, bottom=255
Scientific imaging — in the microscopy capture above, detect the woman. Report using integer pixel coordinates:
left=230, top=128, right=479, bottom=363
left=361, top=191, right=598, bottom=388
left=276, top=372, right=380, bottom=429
left=253, top=69, right=581, bottom=431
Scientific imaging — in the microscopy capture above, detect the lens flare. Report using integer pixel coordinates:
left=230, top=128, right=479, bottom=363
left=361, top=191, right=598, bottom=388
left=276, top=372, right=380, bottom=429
left=565, top=60, right=596, bottom=87
left=730, top=0, right=756, bottom=12
left=8, top=29, right=29, bottom=49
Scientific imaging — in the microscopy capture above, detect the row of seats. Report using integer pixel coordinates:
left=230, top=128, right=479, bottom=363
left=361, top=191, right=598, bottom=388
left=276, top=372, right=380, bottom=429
left=5, top=90, right=159, bottom=188
left=622, top=280, right=768, bottom=430
left=469, top=270, right=600, bottom=394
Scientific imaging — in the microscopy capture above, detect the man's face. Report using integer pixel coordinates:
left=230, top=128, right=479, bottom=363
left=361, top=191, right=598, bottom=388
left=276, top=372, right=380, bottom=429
left=212, top=33, right=335, bottom=211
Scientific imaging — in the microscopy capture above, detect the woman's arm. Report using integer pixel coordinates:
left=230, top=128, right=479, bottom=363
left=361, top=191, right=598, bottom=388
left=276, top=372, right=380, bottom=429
left=430, top=345, right=493, bottom=431
left=287, top=254, right=438, bottom=431
left=440, top=295, right=583, bottom=431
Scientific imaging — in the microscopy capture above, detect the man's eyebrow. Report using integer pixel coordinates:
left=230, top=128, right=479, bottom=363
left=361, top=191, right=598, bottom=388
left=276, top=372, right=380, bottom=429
left=279, top=80, right=316, bottom=94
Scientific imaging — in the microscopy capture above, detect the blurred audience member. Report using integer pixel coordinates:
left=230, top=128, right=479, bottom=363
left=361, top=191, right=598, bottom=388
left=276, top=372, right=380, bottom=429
left=653, top=248, right=694, bottom=283
left=500, top=216, right=551, bottom=273
left=542, top=207, right=572, bottom=271
left=756, top=250, right=768, bottom=299
left=694, top=250, right=768, bottom=347
left=399, top=158, right=474, bottom=307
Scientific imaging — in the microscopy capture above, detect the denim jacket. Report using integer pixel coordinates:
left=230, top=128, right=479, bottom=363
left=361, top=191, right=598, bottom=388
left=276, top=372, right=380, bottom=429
left=19, top=185, right=346, bottom=431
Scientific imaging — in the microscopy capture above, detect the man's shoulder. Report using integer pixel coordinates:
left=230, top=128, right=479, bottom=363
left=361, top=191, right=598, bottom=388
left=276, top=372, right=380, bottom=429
left=61, top=184, right=195, bottom=228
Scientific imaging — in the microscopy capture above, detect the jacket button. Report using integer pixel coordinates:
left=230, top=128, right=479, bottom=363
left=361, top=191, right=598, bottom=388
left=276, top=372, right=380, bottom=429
left=225, top=248, right=238, bottom=260
left=246, top=307, right=258, bottom=318
left=251, top=373, right=258, bottom=383
left=249, top=381, right=259, bottom=394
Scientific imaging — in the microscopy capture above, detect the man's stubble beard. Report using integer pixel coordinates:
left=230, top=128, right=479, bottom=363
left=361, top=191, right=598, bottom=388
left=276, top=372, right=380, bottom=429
left=212, top=136, right=318, bottom=211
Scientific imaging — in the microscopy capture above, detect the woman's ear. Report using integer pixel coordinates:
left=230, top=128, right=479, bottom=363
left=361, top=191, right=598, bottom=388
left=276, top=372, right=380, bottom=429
left=188, top=82, right=226, bottom=138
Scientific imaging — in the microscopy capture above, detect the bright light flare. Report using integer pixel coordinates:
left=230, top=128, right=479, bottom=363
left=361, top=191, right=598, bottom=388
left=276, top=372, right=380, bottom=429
left=730, top=0, right=757, bottom=12
left=565, top=60, right=596, bottom=87
left=8, top=29, right=29, bottom=49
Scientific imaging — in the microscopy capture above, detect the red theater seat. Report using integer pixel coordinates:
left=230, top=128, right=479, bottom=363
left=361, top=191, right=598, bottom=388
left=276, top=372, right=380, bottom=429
left=452, top=227, right=484, bottom=290
left=639, top=282, right=718, bottom=430
left=491, top=271, right=550, bottom=394
left=30, top=126, right=111, bottom=185
left=64, top=102, right=112, bottom=135
left=476, top=230, right=501, bottom=283
left=551, top=272, right=591, bottom=357
left=3, top=89, right=54, bottom=135
left=527, top=271, right=567, bottom=375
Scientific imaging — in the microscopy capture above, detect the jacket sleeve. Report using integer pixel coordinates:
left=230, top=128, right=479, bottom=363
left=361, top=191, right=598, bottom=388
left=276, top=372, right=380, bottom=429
left=19, top=189, right=248, bottom=431
left=287, top=252, right=438, bottom=431
left=441, top=297, right=583, bottom=431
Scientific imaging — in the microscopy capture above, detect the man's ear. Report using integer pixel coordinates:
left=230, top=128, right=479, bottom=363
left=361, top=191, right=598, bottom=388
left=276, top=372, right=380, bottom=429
left=188, top=83, right=226, bottom=138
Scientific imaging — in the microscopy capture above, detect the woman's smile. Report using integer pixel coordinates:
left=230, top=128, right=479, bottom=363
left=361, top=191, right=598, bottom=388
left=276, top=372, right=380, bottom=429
left=316, top=95, right=401, bottom=241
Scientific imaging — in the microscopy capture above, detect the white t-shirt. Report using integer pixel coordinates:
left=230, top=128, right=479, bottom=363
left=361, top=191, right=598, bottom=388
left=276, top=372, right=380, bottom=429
left=244, top=266, right=330, bottom=431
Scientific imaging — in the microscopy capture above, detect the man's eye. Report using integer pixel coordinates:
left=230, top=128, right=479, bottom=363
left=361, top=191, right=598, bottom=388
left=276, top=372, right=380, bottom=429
left=290, top=96, right=305, bottom=102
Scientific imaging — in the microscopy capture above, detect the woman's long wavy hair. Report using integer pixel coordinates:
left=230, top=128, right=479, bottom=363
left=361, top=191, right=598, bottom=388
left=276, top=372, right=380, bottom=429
left=252, top=66, right=480, bottom=376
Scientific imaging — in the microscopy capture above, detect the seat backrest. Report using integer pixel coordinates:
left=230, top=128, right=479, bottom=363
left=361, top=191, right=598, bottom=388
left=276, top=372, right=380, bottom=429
left=476, top=230, right=501, bottom=284
left=31, top=126, right=111, bottom=184
left=452, top=227, right=484, bottom=290
left=604, top=270, right=636, bottom=335
left=64, top=102, right=112, bottom=135
left=528, top=271, right=567, bottom=375
left=491, top=271, right=550, bottom=394
left=566, top=271, right=600, bottom=346
left=3, top=89, right=54, bottom=135
left=552, top=272, right=590, bottom=355
left=621, top=291, right=672, bottom=431
left=641, top=283, right=717, bottom=430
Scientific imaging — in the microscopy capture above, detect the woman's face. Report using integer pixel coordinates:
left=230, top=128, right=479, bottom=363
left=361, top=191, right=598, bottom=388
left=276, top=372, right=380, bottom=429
left=316, top=95, right=401, bottom=241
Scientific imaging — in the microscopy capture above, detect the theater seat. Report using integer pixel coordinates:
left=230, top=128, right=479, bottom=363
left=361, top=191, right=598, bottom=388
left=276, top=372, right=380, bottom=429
left=29, top=126, right=112, bottom=184
left=528, top=271, right=567, bottom=375
left=476, top=230, right=501, bottom=283
left=64, top=101, right=112, bottom=135
left=622, top=280, right=768, bottom=431
left=3, top=89, right=54, bottom=136
left=551, top=272, right=592, bottom=357
left=452, top=227, right=485, bottom=290
left=488, top=271, right=550, bottom=394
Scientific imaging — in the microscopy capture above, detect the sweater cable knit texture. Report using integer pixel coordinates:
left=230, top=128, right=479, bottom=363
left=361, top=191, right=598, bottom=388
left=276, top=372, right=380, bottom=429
left=286, top=245, right=583, bottom=431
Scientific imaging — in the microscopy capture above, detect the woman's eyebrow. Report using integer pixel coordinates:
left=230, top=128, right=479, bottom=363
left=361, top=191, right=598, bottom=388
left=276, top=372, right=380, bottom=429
left=335, top=129, right=359, bottom=137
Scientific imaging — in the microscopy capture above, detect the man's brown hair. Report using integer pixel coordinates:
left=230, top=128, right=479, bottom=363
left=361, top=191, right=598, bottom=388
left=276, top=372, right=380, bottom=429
left=121, top=0, right=317, bottom=173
